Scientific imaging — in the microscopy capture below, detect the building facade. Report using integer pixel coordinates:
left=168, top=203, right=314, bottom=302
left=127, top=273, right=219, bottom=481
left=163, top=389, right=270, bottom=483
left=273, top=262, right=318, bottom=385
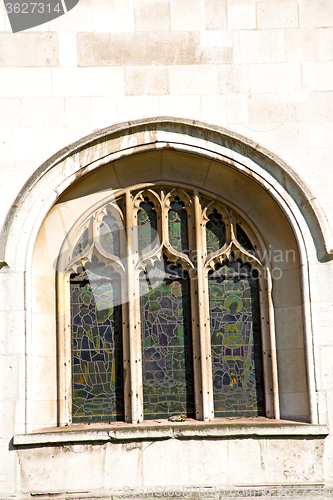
left=1, top=0, right=333, bottom=497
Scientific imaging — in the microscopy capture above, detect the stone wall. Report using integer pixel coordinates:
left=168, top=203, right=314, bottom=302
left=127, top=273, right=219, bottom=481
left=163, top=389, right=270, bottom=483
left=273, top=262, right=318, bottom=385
left=1, top=0, right=333, bottom=497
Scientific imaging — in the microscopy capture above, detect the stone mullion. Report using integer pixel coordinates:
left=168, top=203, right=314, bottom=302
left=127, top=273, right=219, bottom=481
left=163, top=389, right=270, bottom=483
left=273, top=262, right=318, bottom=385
left=125, top=190, right=143, bottom=423
left=193, top=190, right=214, bottom=421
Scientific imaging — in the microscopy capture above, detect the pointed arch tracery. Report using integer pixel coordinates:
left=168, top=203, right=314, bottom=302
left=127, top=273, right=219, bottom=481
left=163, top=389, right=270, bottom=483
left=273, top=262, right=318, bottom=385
left=57, top=184, right=276, bottom=425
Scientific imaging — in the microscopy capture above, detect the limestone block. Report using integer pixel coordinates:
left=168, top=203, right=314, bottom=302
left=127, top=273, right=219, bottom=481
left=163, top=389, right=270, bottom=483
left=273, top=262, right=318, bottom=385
left=325, top=391, right=333, bottom=429
left=32, top=355, right=57, bottom=401
left=0, top=33, right=58, bottom=67
left=316, top=346, right=333, bottom=391
left=77, top=32, right=198, bottom=66
left=256, top=0, right=299, bottom=29
left=159, top=95, right=201, bottom=120
left=324, top=435, right=333, bottom=482
left=58, top=32, right=77, bottom=67
left=197, top=30, right=233, bottom=64
left=0, top=68, right=52, bottom=97
left=292, top=149, right=333, bottom=203
left=0, top=354, right=24, bottom=401
left=65, top=97, right=91, bottom=127
left=296, top=91, right=331, bottom=121
left=117, top=95, right=159, bottom=121
left=32, top=275, right=55, bottom=314
left=0, top=272, right=24, bottom=312
left=91, top=96, right=118, bottom=129
left=169, top=65, right=217, bottom=95
left=262, top=439, right=324, bottom=481
left=32, top=313, right=57, bottom=358
left=277, top=348, right=307, bottom=394
left=217, top=63, right=250, bottom=93
left=250, top=63, right=302, bottom=93
left=227, top=2, right=256, bottom=30
left=32, top=399, right=57, bottom=428
left=285, top=28, right=327, bottom=63
left=22, top=97, right=65, bottom=127
left=49, top=0, right=94, bottom=31
left=134, top=2, right=170, bottom=31
left=205, top=0, right=227, bottom=30
left=125, top=67, right=169, bottom=95
left=113, top=150, right=162, bottom=186
left=228, top=439, right=262, bottom=483
left=161, top=150, right=211, bottom=187
left=170, top=0, right=205, bottom=31
left=300, top=0, right=333, bottom=28
left=309, top=122, right=328, bottom=149
left=94, top=0, right=134, bottom=32
left=0, top=310, right=25, bottom=356
left=248, top=93, right=296, bottom=123
left=238, top=29, right=285, bottom=64
left=274, top=305, right=304, bottom=351
left=311, top=302, right=333, bottom=346
left=246, top=122, right=309, bottom=151
left=52, top=67, right=124, bottom=96
left=226, top=93, right=249, bottom=123
left=303, top=62, right=333, bottom=91
left=0, top=98, right=21, bottom=127
left=201, top=95, right=227, bottom=125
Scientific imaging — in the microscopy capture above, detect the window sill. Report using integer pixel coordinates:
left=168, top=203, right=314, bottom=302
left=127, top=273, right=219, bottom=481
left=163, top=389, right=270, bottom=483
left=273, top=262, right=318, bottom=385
left=13, top=418, right=329, bottom=446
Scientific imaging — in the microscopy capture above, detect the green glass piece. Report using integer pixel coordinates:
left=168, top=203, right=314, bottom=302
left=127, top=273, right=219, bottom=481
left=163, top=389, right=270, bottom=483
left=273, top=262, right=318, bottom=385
left=71, top=277, right=124, bottom=423
left=140, top=265, right=194, bottom=420
left=100, top=212, right=120, bottom=257
left=137, top=198, right=157, bottom=256
left=72, top=228, right=89, bottom=259
left=209, top=262, right=265, bottom=417
left=168, top=197, right=188, bottom=253
left=206, top=209, right=225, bottom=254
left=236, top=224, right=254, bottom=252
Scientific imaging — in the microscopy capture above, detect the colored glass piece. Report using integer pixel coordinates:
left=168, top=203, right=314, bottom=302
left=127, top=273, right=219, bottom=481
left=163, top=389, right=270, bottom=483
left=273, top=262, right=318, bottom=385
left=72, top=228, right=89, bottom=259
left=100, top=212, right=120, bottom=257
left=168, top=197, right=188, bottom=253
left=140, top=263, right=195, bottom=419
left=209, top=262, right=265, bottom=417
left=137, top=197, right=157, bottom=256
left=206, top=209, right=225, bottom=254
left=236, top=224, right=254, bottom=252
left=71, top=276, right=124, bottom=422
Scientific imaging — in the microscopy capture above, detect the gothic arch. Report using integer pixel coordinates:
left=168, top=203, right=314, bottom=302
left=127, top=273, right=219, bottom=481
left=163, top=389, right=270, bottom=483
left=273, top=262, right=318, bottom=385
left=0, top=117, right=328, bottom=431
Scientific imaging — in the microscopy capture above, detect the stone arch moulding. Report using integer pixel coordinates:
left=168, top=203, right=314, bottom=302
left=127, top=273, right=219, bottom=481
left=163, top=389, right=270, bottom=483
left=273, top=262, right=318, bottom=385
left=1, top=117, right=331, bottom=432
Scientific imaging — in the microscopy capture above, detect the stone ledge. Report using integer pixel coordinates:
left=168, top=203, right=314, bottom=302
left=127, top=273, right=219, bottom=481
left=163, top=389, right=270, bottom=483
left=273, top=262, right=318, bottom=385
left=13, top=418, right=329, bottom=446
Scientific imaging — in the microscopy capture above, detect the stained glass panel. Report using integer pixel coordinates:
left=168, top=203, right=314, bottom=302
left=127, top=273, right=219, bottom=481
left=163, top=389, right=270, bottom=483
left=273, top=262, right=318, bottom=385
left=140, top=263, right=195, bottom=419
left=137, top=197, right=157, bottom=256
left=236, top=224, right=254, bottom=253
left=99, top=212, right=120, bottom=257
left=71, top=276, right=123, bottom=422
left=72, top=228, right=89, bottom=259
left=168, top=197, right=188, bottom=253
left=209, top=262, right=265, bottom=417
left=206, top=209, right=225, bottom=254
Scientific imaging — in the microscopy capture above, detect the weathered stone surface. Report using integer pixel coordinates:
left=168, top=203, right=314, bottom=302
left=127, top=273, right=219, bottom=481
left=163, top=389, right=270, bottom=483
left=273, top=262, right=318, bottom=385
left=0, top=33, right=58, bottom=67
left=77, top=32, right=232, bottom=67
left=134, top=2, right=170, bottom=31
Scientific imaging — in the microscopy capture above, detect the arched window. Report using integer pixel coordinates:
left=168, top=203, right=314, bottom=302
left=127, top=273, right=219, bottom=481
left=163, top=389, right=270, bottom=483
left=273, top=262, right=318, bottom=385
left=58, top=185, right=270, bottom=424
